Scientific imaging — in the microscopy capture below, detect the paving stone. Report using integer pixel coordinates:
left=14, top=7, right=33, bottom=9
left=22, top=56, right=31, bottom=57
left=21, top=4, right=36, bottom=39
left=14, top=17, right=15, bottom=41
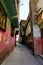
left=1, top=43, right=42, bottom=65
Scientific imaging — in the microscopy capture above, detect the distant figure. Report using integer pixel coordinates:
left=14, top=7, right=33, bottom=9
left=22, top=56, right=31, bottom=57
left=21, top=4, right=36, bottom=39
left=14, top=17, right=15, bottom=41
left=21, top=26, right=25, bottom=45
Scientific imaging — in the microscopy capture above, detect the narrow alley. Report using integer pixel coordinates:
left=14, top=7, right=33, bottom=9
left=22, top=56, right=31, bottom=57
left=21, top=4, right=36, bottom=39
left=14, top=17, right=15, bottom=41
left=0, top=0, right=43, bottom=65
left=1, top=43, right=43, bottom=65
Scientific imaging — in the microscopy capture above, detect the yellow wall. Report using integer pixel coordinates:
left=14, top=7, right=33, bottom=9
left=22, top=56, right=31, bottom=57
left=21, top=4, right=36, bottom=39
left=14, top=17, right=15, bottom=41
left=37, top=12, right=42, bottom=24
left=26, top=22, right=31, bottom=36
left=37, top=0, right=43, bottom=10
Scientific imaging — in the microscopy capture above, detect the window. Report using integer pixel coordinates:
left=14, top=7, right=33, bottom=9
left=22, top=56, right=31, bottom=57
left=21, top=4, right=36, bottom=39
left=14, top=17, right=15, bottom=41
left=11, top=27, right=14, bottom=37
left=0, top=3, right=7, bottom=31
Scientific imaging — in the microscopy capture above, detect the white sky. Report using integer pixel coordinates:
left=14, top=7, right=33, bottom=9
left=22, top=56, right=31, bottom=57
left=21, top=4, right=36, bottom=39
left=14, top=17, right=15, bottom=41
left=19, top=0, right=30, bottom=22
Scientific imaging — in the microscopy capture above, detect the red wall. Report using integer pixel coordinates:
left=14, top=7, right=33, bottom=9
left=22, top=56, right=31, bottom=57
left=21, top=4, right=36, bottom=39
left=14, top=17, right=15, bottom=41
left=34, top=37, right=42, bottom=55
left=0, top=26, right=15, bottom=59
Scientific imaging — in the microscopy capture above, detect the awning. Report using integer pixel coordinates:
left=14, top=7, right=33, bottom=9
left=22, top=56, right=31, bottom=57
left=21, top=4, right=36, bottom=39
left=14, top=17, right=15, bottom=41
left=0, top=0, right=17, bottom=18
left=11, top=18, right=18, bottom=28
left=0, top=0, right=18, bottom=28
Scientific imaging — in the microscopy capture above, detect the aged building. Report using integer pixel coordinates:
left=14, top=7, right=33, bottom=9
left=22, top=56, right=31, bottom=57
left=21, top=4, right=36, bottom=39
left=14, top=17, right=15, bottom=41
left=24, top=15, right=34, bottom=52
left=0, top=0, right=19, bottom=63
left=28, top=0, right=43, bottom=55
left=19, top=20, right=27, bottom=44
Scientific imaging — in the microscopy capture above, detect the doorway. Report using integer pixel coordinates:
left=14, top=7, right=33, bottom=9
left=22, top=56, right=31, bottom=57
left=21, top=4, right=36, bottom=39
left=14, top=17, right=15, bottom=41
left=41, top=28, right=43, bottom=54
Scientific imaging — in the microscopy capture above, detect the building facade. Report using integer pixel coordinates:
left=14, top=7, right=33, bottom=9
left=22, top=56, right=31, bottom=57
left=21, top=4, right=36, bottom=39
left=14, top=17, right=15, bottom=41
left=29, top=0, right=43, bottom=55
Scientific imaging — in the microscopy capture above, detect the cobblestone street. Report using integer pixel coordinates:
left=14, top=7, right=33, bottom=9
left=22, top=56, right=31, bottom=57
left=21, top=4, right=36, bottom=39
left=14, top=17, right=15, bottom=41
left=1, top=43, right=43, bottom=65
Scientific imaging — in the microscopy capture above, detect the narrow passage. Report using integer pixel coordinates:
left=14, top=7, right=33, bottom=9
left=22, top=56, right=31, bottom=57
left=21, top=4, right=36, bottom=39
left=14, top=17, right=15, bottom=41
left=1, top=43, right=41, bottom=65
